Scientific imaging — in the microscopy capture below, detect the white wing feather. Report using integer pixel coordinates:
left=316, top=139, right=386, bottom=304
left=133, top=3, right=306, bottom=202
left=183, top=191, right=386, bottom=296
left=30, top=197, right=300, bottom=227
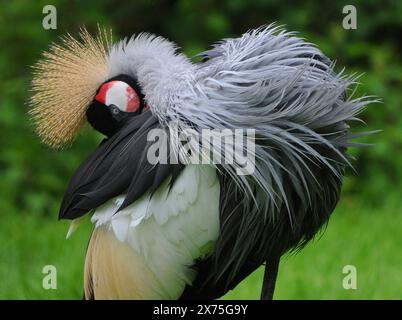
left=91, top=165, right=220, bottom=299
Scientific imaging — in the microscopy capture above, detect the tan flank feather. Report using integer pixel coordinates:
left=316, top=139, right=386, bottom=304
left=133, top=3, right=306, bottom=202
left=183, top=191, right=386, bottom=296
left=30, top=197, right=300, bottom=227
left=84, top=226, right=163, bottom=299
left=29, top=27, right=112, bottom=148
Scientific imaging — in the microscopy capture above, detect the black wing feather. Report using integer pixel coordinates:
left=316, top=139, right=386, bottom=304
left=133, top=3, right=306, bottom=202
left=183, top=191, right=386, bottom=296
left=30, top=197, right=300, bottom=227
left=59, top=111, right=183, bottom=220
left=180, top=134, right=347, bottom=300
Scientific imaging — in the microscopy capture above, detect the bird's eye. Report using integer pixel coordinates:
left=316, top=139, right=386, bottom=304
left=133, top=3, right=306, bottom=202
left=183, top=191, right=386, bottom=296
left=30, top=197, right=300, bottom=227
left=111, top=105, right=120, bottom=115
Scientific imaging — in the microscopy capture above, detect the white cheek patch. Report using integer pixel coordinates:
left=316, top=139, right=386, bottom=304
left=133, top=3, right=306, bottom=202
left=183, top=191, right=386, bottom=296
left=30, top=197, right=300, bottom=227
left=95, top=80, right=141, bottom=113
left=105, top=81, right=132, bottom=112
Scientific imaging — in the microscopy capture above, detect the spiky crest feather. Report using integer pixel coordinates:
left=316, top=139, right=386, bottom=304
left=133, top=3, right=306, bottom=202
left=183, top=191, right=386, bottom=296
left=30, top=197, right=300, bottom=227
left=29, top=27, right=112, bottom=148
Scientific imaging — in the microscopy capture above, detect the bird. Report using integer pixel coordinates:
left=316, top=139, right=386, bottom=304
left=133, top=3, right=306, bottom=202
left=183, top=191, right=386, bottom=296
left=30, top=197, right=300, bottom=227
left=29, top=25, right=374, bottom=300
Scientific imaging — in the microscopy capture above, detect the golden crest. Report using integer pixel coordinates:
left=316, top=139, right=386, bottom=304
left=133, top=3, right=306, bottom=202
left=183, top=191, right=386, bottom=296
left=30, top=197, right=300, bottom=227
left=29, top=27, right=112, bottom=148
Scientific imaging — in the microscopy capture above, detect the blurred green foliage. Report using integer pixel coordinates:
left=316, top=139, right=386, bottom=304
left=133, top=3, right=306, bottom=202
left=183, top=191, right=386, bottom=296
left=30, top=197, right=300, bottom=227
left=0, top=1, right=400, bottom=222
left=1, top=199, right=401, bottom=299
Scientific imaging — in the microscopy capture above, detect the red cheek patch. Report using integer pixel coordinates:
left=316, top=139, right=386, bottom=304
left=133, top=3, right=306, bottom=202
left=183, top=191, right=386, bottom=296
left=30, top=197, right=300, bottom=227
left=126, top=86, right=140, bottom=112
left=95, top=81, right=114, bottom=105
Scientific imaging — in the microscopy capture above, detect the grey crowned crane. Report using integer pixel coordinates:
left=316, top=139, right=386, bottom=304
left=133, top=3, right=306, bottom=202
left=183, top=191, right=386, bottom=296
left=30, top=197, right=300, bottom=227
left=29, top=25, right=373, bottom=300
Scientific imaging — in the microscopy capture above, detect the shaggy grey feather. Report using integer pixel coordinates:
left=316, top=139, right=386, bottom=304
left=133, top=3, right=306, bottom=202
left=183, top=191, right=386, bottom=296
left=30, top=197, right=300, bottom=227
left=167, top=25, right=377, bottom=295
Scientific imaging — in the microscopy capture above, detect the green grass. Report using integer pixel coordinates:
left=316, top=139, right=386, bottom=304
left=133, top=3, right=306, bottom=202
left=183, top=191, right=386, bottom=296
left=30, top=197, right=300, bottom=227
left=0, top=199, right=401, bottom=299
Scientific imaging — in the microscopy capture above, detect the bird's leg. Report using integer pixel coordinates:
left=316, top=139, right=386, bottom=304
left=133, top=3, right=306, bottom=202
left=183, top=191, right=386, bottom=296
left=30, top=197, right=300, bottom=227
left=260, top=257, right=280, bottom=300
